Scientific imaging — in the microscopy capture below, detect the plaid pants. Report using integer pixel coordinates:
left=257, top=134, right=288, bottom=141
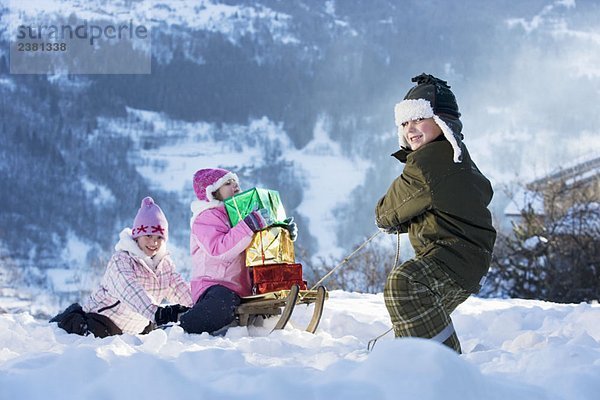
left=384, top=256, right=470, bottom=353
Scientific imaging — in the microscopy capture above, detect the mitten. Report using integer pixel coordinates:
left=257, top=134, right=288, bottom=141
left=274, top=217, right=298, bottom=241
left=378, top=226, right=398, bottom=235
left=376, top=217, right=398, bottom=235
left=155, top=304, right=190, bottom=325
left=243, top=208, right=274, bottom=232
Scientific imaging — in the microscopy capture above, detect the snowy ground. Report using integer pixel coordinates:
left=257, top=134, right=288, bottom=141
left=1, top=291, right=599, bottom=400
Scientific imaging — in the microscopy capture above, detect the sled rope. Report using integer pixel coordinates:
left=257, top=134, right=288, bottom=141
left=308, top=230, right=382, bottom=291
left=393, top=231, right=401, bottom=269
left=309, top=229, right=400, bottom=291
left=367, top=232, right=401, bottom=351
left=367, top=327, right=394, bottom=352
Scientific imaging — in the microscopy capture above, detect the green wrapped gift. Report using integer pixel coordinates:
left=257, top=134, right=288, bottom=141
left=224, top=188, right=287, bottom=227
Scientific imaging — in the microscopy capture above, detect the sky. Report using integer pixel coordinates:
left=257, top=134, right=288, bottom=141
left=1, top=291, right=599, bottom=400
left=459, top=0, right=600, bottom=187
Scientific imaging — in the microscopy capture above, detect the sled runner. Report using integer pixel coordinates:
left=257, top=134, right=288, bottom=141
left=235, top=285, right=327, bottom=333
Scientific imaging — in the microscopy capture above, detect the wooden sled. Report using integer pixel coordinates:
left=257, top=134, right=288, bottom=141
left=235, top=285, right=327, bottom=333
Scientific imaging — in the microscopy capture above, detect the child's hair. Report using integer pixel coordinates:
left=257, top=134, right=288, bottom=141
left=132, top=197, right=169, bottom=240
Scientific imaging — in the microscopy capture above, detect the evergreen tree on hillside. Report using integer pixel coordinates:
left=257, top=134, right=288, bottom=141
left=483, top=184, right=600, bottom=303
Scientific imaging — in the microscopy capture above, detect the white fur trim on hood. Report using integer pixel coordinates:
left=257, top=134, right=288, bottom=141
left=190, top=199, right=222, bottom=227
left=394, top=98, right=462, bottom=163
left=114, top=228, right=167, bottom=270
left=205, top=172, right=239, bottom=202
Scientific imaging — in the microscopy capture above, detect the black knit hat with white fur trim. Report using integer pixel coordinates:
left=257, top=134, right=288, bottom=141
left=395, top=73, right=464, bottom=162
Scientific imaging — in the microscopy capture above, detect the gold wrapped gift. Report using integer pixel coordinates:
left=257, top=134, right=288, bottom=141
left=246, top=227, right=295, bottom=267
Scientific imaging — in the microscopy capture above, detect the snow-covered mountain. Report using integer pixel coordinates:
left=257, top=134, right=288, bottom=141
left=1, top=0, right=600, bottom=300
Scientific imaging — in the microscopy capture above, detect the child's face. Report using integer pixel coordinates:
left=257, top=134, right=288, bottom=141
left=136, top=235, right=164, bottom=257
left=214, top=179, right=240, bottom=201
left=402, top=117, right=442, bottom=151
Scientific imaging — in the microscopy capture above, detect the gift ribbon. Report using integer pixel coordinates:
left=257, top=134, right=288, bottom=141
left=260, top=229, right=266, bottom=265
left=231, top=195, right=243, bottom=224
left=259, top=228, right=282, bottom=265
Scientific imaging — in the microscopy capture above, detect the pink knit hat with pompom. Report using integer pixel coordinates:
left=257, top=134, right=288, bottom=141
left=132, top=197, right=168, bottom=240
left=193, top=168, right=239, bottom=202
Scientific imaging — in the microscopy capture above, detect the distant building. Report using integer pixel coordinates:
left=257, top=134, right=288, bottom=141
left=496, top=154, right=600, bottom=303
left=505, top=154, right=600, bottom=224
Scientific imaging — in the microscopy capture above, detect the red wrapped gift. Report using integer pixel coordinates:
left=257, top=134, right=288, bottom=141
left=252, top=263, right=307, bottom=294
left=253, top=263, right=302, bottom=282
left=254, top=280, right=307, bottom=294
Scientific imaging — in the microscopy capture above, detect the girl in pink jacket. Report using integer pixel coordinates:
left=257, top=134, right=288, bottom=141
left=50, top=197, right=193, bottom=337
left=179, top=168, right=278, bottom=334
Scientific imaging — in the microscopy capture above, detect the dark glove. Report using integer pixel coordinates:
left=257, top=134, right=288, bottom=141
left=243, top=208, right=274, bottom=232
left=154, top=304, right=190, bottom=325
left=378, top=226, right=398, bottom=235
left=274, top=217, right=298, bottom=241
left=375, top=215, right=399, bottom=235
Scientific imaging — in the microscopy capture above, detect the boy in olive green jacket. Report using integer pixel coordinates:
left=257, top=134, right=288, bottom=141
left=375, top=73, right=496, bottom=353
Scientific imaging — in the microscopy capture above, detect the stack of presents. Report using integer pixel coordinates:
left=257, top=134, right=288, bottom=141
left=224, top=188, right=308, bottom=295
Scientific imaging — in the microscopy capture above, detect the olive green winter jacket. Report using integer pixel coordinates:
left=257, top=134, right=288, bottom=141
left=375, top=139, right=496, bottom=293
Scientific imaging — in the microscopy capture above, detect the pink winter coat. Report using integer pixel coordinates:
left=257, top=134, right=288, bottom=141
left=190, top=204, right=254, bottom=302
left=83, top=229, right=193, bottom=335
